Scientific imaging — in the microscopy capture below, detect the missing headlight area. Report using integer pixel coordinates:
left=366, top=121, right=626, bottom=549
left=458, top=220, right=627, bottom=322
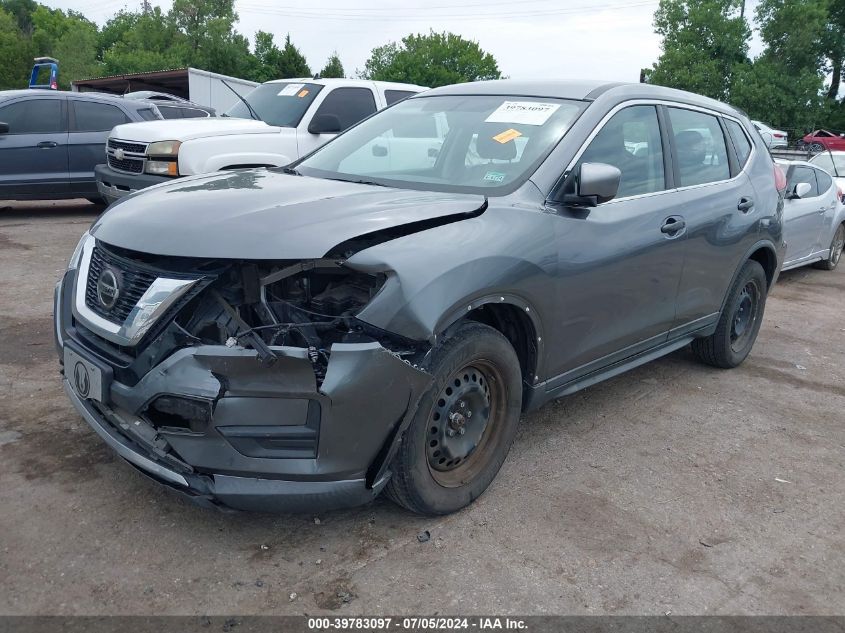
left=173, top=258, right=424, bottom=383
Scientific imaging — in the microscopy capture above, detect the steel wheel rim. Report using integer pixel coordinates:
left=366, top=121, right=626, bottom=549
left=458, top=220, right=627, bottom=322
left=831, top=226, right=845, bottom=265
left=426, top=360, right=506, bottom=488
left=730, top=280, right=761, bottom=353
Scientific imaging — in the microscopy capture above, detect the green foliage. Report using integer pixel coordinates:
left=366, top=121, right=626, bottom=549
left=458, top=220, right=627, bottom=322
left=0, top=7, right=34, bottom=89
left=360, top=30, right=501, bottom=87
left=320, top=52, right=344, bottom=79
left=645, top=0, right=749, bottom=101
left=276, top=34, right=310, bottom=78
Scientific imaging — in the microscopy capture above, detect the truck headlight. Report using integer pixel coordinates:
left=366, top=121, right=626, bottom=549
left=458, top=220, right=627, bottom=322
left=146, top=140, right=181, bottom=156
left=145, top=140, right=180, bottom=176
left=145, top=160, right=179, bottom=176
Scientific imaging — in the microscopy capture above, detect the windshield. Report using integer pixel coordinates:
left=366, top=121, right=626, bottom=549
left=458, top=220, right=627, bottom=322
left=296, top=94, right=586, bottom=194
left=809, top=152, right=845, bottom=177
left=226, top=82, right=323, bottom=127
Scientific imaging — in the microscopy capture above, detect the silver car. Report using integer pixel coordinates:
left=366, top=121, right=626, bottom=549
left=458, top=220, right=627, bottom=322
left=777, top=159, right=845, bottom=271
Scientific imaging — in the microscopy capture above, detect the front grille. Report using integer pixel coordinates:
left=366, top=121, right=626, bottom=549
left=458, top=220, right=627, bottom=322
left=85, top=245, right=157, bottom=324
left=108, top=139, right=146, bottom=153
left=107, top=155, right=143, bottom=174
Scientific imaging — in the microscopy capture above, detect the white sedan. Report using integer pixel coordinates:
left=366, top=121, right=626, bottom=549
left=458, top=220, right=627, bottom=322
left=752, top=120, right=788, bottom=149
left=777, top=160, right=845, bottom=271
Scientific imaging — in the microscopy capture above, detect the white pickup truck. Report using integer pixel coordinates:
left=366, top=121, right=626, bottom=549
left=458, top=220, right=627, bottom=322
left=95, top=78, right=426, bottom=204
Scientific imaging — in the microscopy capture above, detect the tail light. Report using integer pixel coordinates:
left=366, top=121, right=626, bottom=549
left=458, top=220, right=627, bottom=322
left=774, top=164, right=787, bottom=193
left=774, top=133, right=786, bottom=139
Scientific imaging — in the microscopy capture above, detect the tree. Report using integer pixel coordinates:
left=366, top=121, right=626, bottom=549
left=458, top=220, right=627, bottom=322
left=0, top=7, right=34, bottom=89
left=252, top=30, right=281, bottom=82
left=360, top=30, right=501, bottom=87
left=276, top=34, right=310, bottom=78
left=100, top=7, right=183, bottom=75
left=731, top=0, right=828, bottom=130
left=644, top=0, right=750, bottom=101
left=320, top=51, right=344, bottom=78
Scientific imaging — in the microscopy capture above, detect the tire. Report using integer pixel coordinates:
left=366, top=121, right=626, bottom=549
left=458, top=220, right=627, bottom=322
left=810, top=142, right=825, bottom=153
left=384, top=321, right=522, bottom=515
left=813, top=223, right=845, bottom=271
left=692, top=260, right=768, bottom=369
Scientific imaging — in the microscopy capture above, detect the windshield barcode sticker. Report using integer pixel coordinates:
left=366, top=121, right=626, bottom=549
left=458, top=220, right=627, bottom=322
left=485, top=101, right=560, bottom=126
left=278, top=83, right=305, bottom=97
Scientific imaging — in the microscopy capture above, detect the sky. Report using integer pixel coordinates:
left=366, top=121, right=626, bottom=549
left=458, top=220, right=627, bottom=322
left=55, top=0, right=764, bottom=81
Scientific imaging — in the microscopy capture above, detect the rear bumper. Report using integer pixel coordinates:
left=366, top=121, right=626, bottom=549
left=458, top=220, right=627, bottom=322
left=95, top=164, right=171, bottom=204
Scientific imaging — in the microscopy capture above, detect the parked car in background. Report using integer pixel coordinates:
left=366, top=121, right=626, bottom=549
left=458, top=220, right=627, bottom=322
left=122, top=91, right=216, bottom=119
left=777, top=159, right=845, bottom=271
left=0, top=90, right=161, bottom=202
left=808, top=150, right=845, bottom=200
left=798, top=129, right=845, bottom=152
left=58, top=80, right=785, bottom=515
left=94, top=78, right=426, bottom=204
left=752, top=120, right=788, bottom=148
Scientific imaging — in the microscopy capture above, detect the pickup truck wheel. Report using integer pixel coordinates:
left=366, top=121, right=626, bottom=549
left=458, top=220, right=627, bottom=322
left=814, top=223, right=845, bottom=270
left=384, top=322, right=522, bottom=515
left=692, top=260, right=767, bottom=369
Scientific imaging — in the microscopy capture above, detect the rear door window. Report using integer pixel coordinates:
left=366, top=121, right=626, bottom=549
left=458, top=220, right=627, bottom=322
left=385, top=90, right=416, bottom=105
left=72, top=100, right=130, bottom=132
left=814, top=168, right=832, bottom=194
left=313, top=87, right=377, bottom=130
left=0, top=98, right=64, bottom=133
left=668, top=107, right=731, bottom=186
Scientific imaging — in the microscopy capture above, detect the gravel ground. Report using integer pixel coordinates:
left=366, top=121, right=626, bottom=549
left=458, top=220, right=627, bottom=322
left=0, top=199, right=843, bottom=615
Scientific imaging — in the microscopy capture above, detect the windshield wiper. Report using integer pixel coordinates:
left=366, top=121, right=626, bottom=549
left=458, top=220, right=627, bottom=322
left=221, top=80, right=260, bottom=121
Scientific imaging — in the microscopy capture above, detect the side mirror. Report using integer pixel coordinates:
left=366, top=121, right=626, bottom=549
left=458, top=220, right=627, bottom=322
left=0, top=122, right=8, bottom=134
left=554, top=162, right=622, bottom=207
left=790, top=182, right=812, bottom=199
left=308, top=114, right=342, bottom=135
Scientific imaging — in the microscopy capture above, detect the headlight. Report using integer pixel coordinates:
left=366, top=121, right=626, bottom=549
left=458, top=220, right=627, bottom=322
left=68, top=231, right=90, bottom=271
left=146, top=140, right=181, bottom=156
left=145, top=160, right=179, bottom=176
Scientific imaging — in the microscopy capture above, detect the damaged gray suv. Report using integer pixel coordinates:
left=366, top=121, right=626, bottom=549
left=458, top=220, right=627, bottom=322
left=55, top=80, right=785, bottom=515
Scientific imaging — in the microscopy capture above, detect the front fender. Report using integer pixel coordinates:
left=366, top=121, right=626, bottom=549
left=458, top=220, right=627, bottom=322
left=178, top=133, right=296, bottom=175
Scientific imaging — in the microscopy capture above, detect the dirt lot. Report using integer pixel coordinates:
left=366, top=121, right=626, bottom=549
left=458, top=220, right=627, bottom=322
left=0, top=199, right=843, bottom=616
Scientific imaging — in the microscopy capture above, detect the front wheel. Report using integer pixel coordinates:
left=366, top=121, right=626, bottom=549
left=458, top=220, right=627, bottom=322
left=692, top=260, right=768, bottom=368
left=814, top=223, right=845, bottom=271
left=810, top=142, right=825, bottom=153
left=385, top=322, right=522, bottom=515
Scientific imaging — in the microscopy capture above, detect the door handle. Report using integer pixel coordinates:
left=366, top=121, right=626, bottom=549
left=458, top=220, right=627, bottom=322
left=737, top=197, right=754, bottom=213
left=37, top=141, right=58, bottom=149
left=661, top=216, right=686, bottom=236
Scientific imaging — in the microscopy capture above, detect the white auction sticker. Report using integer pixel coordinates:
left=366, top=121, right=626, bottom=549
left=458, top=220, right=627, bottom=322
left=277, top=83, right=305, bottom=96
left=485, top=101, right=561, bottom=126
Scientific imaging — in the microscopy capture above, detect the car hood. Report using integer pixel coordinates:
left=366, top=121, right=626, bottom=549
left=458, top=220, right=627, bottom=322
left=91, top=170, right=487, bottom=259
left=110, top=118, right=280, bottom=143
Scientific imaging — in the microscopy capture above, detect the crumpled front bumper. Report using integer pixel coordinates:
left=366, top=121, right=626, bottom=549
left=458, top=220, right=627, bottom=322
left=55, top=269, right=432, bottom=513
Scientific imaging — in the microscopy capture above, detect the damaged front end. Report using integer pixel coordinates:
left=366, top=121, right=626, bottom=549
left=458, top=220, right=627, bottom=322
left=56, top=234, right=433, bottom=512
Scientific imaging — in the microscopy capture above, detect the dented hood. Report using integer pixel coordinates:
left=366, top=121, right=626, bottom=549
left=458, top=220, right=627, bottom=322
left=91, top=170, right=486, bottom=259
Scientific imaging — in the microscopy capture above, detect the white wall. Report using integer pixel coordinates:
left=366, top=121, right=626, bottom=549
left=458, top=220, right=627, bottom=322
left=187, top=68, right=258, bottom=113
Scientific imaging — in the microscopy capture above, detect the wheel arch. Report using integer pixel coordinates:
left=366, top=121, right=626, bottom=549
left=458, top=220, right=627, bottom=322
left=436, top=294, right=543, bottom=391
left=719, top=240, right=779, bottom=317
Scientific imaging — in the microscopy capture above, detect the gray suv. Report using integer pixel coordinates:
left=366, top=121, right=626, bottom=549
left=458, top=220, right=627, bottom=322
left=55, top=80, right=785, bottom=515
left=0, top=90, right=161, bottom=202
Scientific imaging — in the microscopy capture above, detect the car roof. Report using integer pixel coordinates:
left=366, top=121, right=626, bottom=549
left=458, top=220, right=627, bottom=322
left=0, top=89, right=153, bottom=109
left=262, top=78, right=427, bottom=91
left=420, top=79, right=745, bottom=116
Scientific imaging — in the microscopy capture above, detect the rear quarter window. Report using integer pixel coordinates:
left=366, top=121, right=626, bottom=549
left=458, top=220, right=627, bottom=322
left=725, top=119, right=753, bottom=167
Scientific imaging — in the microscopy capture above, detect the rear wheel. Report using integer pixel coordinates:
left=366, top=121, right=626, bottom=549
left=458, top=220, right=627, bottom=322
left=814, top=223, right=845, bottom=271
left=692, top=260, right=767, bottom=369
left=385, top=322, right=522, bottom=515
